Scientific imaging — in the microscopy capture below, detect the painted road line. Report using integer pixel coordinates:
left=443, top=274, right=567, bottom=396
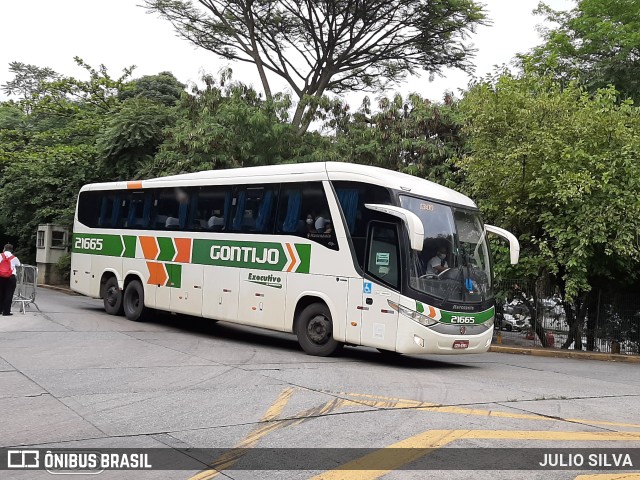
left=338, top=392, right=640, bottom=430
left=189, top=390, right=348, bottom=480
left=312, top=430, right=640, bottom=480
left=309, top=430, right=463, bottom=480
left=189, top=387, right=296, bottom=480
left=575, top=474, right=640, bottom=479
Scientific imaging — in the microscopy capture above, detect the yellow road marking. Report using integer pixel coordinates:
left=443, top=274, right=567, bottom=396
left=262, top=386, right=296, bottom=420
left=339, top=392, right=640, bottom=429
left=189, top=387, right=295, bottom=480
left=189, top=389, right=348, bottom=480
left=575, top=475, right=640, bottom=479
left=309, top=429, right=463, bottom=480
left=312, top=430, right=640, bottom=480
left=188, top=388, right=640, bottom=480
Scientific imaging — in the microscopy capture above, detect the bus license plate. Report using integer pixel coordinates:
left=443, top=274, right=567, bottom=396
left=453, top=340, right=469, bottom=349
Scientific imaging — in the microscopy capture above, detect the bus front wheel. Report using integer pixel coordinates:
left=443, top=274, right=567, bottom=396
left=123, top=280, right=147, bottom=322
left=296, top=303, right=342, bottom=357
left=103, top=277, right=123, bottom=316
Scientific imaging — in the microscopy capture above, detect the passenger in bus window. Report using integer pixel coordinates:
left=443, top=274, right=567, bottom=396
left=314, top=212, right=331, bottom=233
left=305, top=213, right=316, bottom=232
left=165, top=217, right=179, bottom=228
left=208, top=210, right=225, bottom=231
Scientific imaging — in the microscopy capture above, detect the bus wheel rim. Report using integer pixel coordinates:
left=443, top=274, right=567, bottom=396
left=106, top=286, right=119, bottom=306
left=307, top=315, right=330, bottom=344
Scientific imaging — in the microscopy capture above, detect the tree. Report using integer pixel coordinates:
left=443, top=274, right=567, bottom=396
left=1, top=62, right=60, bottom=107
left=323, top=92, right=465, bottom=187
left=144, top=0, right=487, bottom=133
left=96, top=97, right=177, bottom=180
left=0, top=59, right=135, bottom=257
left=119, top=71, right=186, bottom=106
left=142, top=70, right=324, bottom=177
left=526, top=0, right=640, bottom=103
left=460, top=70, right=640, bottom=349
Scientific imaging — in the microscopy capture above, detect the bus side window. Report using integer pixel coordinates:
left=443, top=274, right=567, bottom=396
left=276, top=182, right=338, bottom=250
left=195, top=186, right=231, bottom=231
left=125, top=191, right=149, bottom=229
left=77, top=191, right=102, bottom=228
left=230, top=185, right=278, bottom=234
left=277, top=187, right=304, bottom=234
left=152, top=189, right=183, bottom=230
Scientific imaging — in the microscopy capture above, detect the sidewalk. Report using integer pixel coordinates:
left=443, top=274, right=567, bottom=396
left=490, top=344, right=640, bottom=363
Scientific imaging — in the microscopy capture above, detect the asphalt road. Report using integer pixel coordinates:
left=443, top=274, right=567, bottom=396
left=1, top=288, right=639, bottom=480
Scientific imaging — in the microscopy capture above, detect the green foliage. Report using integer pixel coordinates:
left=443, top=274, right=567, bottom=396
left=460, top=70, right=640, bottom=299
left=55, top=253, right=72, bottom=283
left=0, top=146, right=102, bottom=248
left=143, top=71, right=324, bottom=176
left=525, top=0, right=640, bottom=102
left=96, top=97, right=177, bottom=180
left=145, top=0, right=487, bottom=133
left=119, top=71, right=185, bottom=106
left=322, top=92, right=465, bottom=188
left=1, top=62, right=59, bottom=104
left=0, top=59, right=138, bottom=252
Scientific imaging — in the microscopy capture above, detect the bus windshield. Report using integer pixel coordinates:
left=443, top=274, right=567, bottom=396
left=399, top=195, right=492, bottom=304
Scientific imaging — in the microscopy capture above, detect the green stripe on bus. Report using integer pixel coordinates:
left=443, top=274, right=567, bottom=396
left=72, top=234, right=123, bottom=256
left=191, top=239, right=310, bottom=273
left=439, top=306, right=495, bottom=324
left=295, top=244, right=311, bottom=274
left=167, top=264, right=182, bottom=288
left=157, top=237, right=176, bottom=262
left=123, top=236, right=136, bottom=258
left=72, top=234, right=311, bottom=274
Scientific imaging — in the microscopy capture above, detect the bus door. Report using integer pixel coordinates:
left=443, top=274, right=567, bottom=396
left=360, top=222, right=400, bottom=351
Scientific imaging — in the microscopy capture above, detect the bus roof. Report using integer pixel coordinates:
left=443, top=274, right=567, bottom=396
left=82, top=162, right=477, bottom=208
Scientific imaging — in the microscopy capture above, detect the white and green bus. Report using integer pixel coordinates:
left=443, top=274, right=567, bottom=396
left=70, top=162, right=519, bottom=356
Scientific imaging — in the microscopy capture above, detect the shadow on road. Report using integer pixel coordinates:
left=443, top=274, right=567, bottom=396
left=142, top=311, right=476, bottom=370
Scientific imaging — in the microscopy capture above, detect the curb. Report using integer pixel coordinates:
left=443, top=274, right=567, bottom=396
left=39, top=284, right=81, bottom=296
left=489, top=345, right=640, bottom=363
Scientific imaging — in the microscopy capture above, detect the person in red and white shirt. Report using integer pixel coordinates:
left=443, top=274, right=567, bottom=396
left=0, top=244, right=21, bottom=316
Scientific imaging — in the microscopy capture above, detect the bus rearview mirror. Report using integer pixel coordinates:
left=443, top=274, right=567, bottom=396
left=364, top=204, right=424, bottom=251
left=485, top=224, right=520, bottom=265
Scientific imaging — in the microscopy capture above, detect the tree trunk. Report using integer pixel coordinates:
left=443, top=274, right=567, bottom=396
left=561, top=293, right=587, bottom=350
left=585, top=290, right=598, bottom=351
left=514, top=284, right=547, bottom=348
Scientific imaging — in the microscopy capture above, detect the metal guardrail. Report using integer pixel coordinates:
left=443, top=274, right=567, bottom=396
left=494, top=279, right=640, bottom=355
left=12, top=264, right=40, bottom=314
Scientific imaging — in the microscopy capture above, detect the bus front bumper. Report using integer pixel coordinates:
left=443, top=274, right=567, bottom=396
left=395, top=317, right=494, bottom=355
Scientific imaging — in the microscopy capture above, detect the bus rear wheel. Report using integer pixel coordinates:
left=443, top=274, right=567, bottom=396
left=103, top=277, right=124, bottom=316
left=296, top=303, right=342, bottom=357
left=123, top=280, right=147, bottom=322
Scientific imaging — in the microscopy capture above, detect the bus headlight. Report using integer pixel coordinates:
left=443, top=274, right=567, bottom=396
left=387, top=300, right=439, bottom=327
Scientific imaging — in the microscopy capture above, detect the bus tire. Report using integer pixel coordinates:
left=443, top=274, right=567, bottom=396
left=123, top=280, right=147, bottom=322
left=295, top=303, right=342, bottom=357
left=103, top=277, right=124, bottom=316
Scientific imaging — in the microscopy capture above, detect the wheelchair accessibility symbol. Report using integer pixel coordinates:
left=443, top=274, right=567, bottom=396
left=363, top=282, right=372, bottom=294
